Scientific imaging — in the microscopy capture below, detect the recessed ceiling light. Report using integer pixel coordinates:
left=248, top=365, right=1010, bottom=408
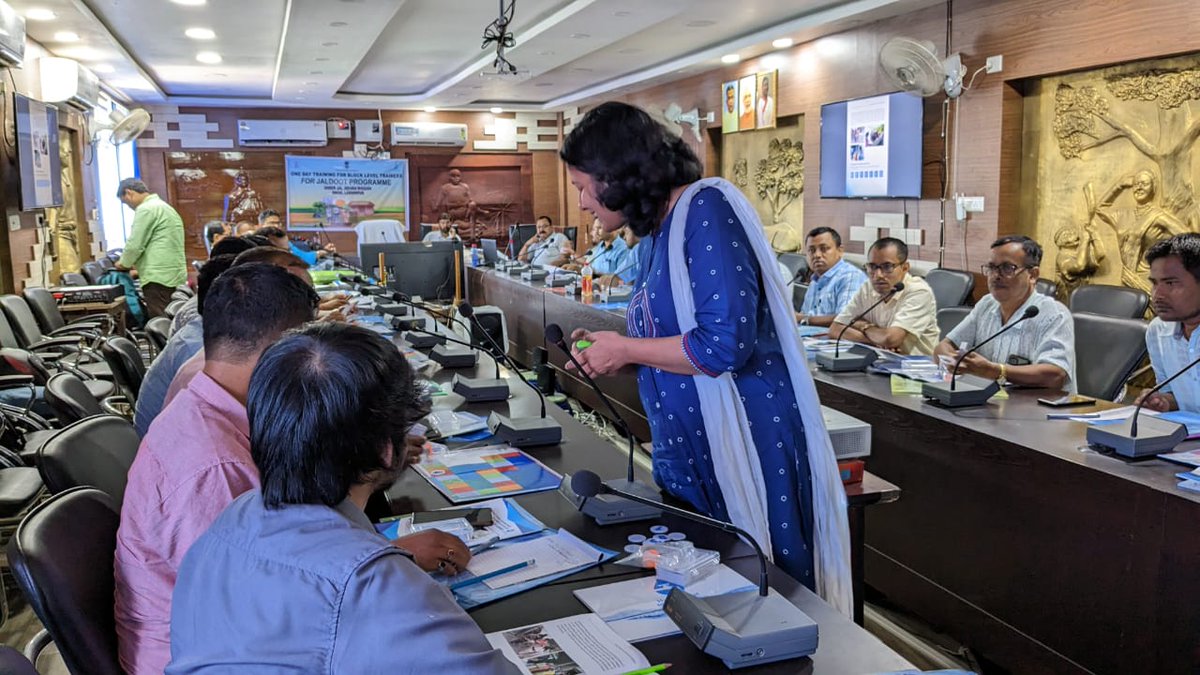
left=321, top=42, right=338, bottom=47
left=490, top=107, right=504, bottom=114
left=773, top=37, right=793, bottom=49
left=330, top=21, right=348, bottom=27
left=686, top=20, right=715, bottom=27
left=196, top=51, right=222, bottom=64
left=25, top=8, right=55, bottom=21
left=185, top=27, right=215, bottom=40
left=92, top=63, right=115, bottom=73
left=720, top=53, right=740, bottom=64
left=424, top=106, right=437, bottom=113
left=54, top=31, right=79, bottom=42
left=170, top=0, right=206, bottom=5
left=569, top=33, right=590, bottom=39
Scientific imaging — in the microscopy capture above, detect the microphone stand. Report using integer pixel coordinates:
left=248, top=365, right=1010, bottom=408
left=1086, top=353, right=1200, bottom=458
left=815, top=283, right=903, bottom=372
left=921, top=306, right=1040, bottom=407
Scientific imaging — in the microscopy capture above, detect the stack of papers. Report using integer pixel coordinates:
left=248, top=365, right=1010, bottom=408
left=487, top=614, right=650, bottom=675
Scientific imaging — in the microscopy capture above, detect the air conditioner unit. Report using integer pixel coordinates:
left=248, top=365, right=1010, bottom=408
left=38, top=58, right=100, bottom=111
left=390, top=122, right=467, bottom=147
left=0, top=1, right=25, bottom=67
left=237, top=119, right=328, bottom=147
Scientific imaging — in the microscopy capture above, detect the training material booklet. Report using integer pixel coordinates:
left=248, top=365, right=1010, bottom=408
left=487, top=613, right=650, bottom=675
left=414, top=445, right=563, bottom=503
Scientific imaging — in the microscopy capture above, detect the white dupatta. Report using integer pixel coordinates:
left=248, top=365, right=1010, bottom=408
left=664, top=177, right=853, bottom=616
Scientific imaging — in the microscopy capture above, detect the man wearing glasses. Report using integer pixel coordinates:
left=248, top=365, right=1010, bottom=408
left=831, top=237, right=940, bottom=354
left=933, top=235, right=1075, bottom=391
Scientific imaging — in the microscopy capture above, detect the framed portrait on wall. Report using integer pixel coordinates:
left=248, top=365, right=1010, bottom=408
left=722, top=80, right=739, bottom=133
left=756, top=70, right=777, bottom=129
left=738, top=74, right=757, bottom=131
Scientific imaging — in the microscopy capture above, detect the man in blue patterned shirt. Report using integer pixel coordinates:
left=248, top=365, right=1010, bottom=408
left=796, top=227, right=867, bottom=327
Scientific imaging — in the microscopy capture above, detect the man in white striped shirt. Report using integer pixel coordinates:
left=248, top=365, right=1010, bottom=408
left=934, top=235, right=1076, bottom=392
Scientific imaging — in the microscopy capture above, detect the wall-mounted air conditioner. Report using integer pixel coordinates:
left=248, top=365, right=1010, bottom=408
left=38, top=58, right=100, bottom=111
left=0, top=1, right=25, bottom=68
left=237, top=119, right=328, bottom=147
left=390, top=122, right=467, bottom=147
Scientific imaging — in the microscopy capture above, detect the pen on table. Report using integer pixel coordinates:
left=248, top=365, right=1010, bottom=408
left=468, top=535, right=500, bottom=555
left=620, top=664, right=671, bottom=675
left=1047, top=412, right=1100, bottom=420
left=448, top=559, right=534, bottom=591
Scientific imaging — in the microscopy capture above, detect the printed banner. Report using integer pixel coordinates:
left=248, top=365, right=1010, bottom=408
left=284, top=156, right=408, bottom=231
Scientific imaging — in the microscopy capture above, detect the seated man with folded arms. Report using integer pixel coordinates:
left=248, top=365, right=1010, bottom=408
left=1139, top=233, right=1200, bottom=413
left=518, top=215, right=573, bottom=267
left=167, top=323, right=518, bottom=674
left=116, top=266, right=456, bottom=675
left=933, top=235, right=1075, bottom=391
left=830, top=237, right=940, bottom=355
left=795, top=226, right=867, bottom=327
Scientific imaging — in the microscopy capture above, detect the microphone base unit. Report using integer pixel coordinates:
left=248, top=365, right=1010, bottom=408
left=561, top=477, right=663, bottom=525
left=451, top=374, right=511, bottom=403
left=487, top=411, right=563, bottom=447
left=521, top=269, right=549, bottom=282
left=390, top=316, right=427, bottom=332
left=814, top=345, right=879, bottom=372
left=429, top=344, right=478, bottom=369
left=405, top=332, right=445, bottom=349
left=359, top=285, right=386, bottom=296
left=1086, top=415, right=1188, bottom=458
left=507, top=264, right=530, bottom=276
left=920, top=375, right=1001, bottom=408
left=377, top=302, right=410, bottom=316
left=544, top=274, right=576, bottom=288
left=664, top=587, right=819, bottom=669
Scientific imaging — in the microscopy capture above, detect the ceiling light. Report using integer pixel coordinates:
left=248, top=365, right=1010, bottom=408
left=25, top=8, right=55, bottom=21
left=721, top=53, right=740, bottom=64
left=196, top=51, right=222, bottom=64
left=490, top=107, right=504, bottom=114
left=773, top=38, right=793, bottom=49
left=424, top=106, right=437, bottom=113
left=53, top=31, right=79, bottom=42
left=185, top=27, right=215, bottom=40
left=170, top=0, right=206, bottom=5
left=92, top=63, right=115, bottom=73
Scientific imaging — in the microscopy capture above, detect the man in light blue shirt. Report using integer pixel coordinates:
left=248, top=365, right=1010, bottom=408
left=934, top=236, right=1075, bottom=393
left=168, top=323, right=516, bottom=674
left=1140, top=234, right=1200, bottom=412
left=796, top=227, right=867, bottom=327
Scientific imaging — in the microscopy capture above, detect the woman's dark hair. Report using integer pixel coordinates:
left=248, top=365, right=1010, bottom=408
left=248, top=322, right=421, bottom=508
left=560, top=102, right=702, bottom=237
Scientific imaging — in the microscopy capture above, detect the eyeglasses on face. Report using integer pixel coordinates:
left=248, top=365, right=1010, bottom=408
left=865, top=262, right=903, bottom=275
left=981, top=263, right=1034, bottom=278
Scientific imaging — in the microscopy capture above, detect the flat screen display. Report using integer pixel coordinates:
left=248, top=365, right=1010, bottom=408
left=819, top=92, right=923, bottom=199
left=14, top=93, right=63, bottom=210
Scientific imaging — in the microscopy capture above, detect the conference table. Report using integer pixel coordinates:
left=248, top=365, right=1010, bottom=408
left=463, top=265, right=1200, bottom=674
left=378, top=318, right=914, bottom=674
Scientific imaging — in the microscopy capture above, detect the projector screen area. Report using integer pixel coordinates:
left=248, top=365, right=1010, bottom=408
left=819, top=92, right=924, bottom=199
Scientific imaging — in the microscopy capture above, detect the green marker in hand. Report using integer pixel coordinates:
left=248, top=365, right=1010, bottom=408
left=575, top=339, right=593, bottom=350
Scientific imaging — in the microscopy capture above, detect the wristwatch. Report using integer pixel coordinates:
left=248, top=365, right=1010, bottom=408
left=997, top=362, right=1008, bottom=386
left=799, top=314, right=809, bottom=326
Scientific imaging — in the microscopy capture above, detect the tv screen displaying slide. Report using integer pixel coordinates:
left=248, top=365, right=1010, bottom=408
left=14, top=93, right=63, bottom=211
left=819, top=92, right=923, bottom=199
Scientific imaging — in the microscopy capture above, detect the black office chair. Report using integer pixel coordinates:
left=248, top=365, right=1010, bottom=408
left=96, top=258, right=115, bottom=272
left=925, top=268, right=976, bottom=309
left=419, top=224, right=434, bottom=240
left=0, top=298, right=112, bottom=382
left=777, top=252, right=808, bottom=284
left=1073, top=313, right=1148, bottom=400
left=937, top=306, right=973, bottom=340
left=509, top=224, right=538, bottom=258
left=38, top=416, right=139, bottom=504
left=174, top=284, right=194, bottom=298
left=80, top=262, right=105, bottom=285
left=144, top=316, right=171, bottom=356
left=23, top=287, right=112, bottom=336
left=59, top=272, right=88, bottom=287
left=44, top=372, right=105, bottom=425
left=564, top=226, right=578, bottom=245
left=1069, top=284, right=1149, bottom=319
left=163, top=299, right=186, bottom=319
left=1034, top=278, right=1058, bottom=299
left=98, top=336, right=146, bottom=408
left=792, top=283, right=808, bottom=313
left=7, top=487, right=124, bottom=675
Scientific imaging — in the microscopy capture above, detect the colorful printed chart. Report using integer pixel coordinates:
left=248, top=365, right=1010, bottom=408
left=415, top=446, right=563, bottom=504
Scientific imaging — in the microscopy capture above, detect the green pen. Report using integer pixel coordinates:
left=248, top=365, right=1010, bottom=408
left=575, top=339, right=593, bottom=350
left=620, top=664, right=671, bottom=675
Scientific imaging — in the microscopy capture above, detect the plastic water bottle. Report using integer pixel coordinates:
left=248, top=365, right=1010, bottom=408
left=580, top=261, right=594, bottom=297
left=470, top=245, right=479, bottom=267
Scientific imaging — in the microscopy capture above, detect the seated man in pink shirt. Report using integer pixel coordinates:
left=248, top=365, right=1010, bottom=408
left=114, top=263, right=465, bottom=674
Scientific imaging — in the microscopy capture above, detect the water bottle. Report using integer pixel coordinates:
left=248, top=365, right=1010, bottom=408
left=470, top=245, right=479, bottom=267
left=580, top=261, right=594, bottom=297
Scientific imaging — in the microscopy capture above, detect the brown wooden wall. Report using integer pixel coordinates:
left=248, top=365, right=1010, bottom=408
left=609, top=0, right=1200, bottom=271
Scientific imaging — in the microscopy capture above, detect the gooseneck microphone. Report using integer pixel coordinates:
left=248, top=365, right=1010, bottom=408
left=545, top=322, right=635, bottom=482
left=571, top=471, right=767, bottom=596
left=1130, top=353, right=1200, bottom=437
left=834, top=282, right=903, bottom=358
left=459, top=302, right=548, bottom=418
left=949, top=305, right=1040, bottom=391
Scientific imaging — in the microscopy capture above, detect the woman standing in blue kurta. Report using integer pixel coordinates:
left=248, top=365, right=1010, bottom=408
left=561, top=102, right=852, bottom=614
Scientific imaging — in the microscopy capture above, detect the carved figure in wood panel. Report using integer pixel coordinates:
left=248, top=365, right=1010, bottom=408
left=1093, top=169, right=1187, bottom=295
left=223, top=170, right=264, bottom=224
left=46, top=139, right=82, bottom=275
left=1052, top=184, right=1106, bottom=301
left=720, top=117, right=804, bottom=253
left=432, top=168, right=479, bottom=224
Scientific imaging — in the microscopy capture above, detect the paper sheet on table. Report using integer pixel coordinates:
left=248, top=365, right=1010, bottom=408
left=486, top=613, right=650, bottom=675
left=469, top=529, right=601, bottom=589
left=574, top=565, right=755, bottom=622
left=890, top=374, right=924, bottom=395
left=374, top=498, right=545, bottom=544
left=1077, top=405, right=1160, bottom=424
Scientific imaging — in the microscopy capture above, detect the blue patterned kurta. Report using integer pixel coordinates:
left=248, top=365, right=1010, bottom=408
left=626, top=187, right=815, bottom=587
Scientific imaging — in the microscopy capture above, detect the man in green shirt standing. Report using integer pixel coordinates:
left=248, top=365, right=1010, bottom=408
left=116, top=178, right=187, bottom=318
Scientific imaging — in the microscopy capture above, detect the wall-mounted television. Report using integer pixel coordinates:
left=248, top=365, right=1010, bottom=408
left=819, top=91, right=923, bottom=199
left=14, top=93, right=63, bottom=210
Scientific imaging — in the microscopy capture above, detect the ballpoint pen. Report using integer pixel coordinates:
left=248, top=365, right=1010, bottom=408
left=448, top=559, right=534, bottom=591
left=620, top=664, right=671, bottom=675
left=468, top=535, right=500, bottom=554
